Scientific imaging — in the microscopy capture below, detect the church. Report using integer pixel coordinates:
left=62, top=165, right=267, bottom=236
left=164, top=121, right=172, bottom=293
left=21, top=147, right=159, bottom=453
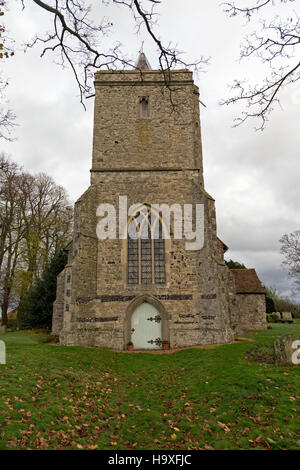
left=52, top=51, right=267, bottom=349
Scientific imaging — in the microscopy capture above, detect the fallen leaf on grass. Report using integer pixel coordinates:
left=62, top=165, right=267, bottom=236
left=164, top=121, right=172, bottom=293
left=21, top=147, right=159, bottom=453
left=217, top=421, right=230, bottom=433
left=249, top=436, right=270, bottom=449
left=203, top=423, right=212, bottom=433
left=204, top=444, right=214, bottom=450
left=241, top=427, right=250, bottom=435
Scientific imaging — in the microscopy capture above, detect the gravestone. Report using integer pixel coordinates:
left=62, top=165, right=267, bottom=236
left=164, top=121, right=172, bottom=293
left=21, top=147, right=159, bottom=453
left=0, top=326, right=6, bottom=334
left=273, top=334, right=299, bottom=365
left=281, top=312, right=293, bottom=322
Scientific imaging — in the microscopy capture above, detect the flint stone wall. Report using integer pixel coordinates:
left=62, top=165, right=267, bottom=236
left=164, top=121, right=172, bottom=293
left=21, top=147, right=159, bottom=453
left=232, top=294, right=267, bottom=334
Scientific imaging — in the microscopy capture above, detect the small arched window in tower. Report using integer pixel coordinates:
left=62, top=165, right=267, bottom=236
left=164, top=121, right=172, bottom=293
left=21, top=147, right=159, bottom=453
left=127, top=206, right=166, bottom=285
left=139, top=96, right=150, bottom=118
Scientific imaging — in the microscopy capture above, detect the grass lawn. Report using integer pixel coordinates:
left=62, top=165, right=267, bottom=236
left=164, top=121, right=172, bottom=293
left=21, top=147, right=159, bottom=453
left=0, top=323, right=299, bottom=450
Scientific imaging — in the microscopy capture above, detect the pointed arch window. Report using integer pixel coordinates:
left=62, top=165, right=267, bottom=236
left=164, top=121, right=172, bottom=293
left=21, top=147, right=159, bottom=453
left=127, top=206, right=166, bottom=285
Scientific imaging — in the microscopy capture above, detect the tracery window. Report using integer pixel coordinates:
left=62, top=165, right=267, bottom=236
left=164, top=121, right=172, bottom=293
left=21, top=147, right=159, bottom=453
left=127, top=206, right=166, bottom=285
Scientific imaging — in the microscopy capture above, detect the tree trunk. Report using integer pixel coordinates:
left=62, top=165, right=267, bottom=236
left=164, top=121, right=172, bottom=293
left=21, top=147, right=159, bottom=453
left=1, top=291, right=10, bottom=326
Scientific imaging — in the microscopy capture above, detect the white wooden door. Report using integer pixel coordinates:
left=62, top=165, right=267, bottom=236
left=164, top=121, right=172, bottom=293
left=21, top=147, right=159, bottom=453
left=131, top=302, right=162, bottom=349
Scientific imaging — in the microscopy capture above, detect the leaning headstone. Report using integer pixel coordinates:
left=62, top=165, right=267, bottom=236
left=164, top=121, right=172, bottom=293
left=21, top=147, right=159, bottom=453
left=0, top=326, right=6, bottom=334
left=281, top=312, right=293, bottom=322
left=273, top=334, right=299, bottom=365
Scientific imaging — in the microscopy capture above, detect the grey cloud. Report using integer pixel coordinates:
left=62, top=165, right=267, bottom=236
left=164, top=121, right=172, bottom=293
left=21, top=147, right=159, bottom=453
left=2, top=0, right=299, bottom=302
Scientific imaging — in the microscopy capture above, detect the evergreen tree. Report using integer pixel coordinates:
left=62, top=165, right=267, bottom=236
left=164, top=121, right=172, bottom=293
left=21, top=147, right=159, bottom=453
left=265, top=294, right=275, bottom=313
left=21, top=249, right=67, bottom=329
left=225, top=259, right=246, bottom=269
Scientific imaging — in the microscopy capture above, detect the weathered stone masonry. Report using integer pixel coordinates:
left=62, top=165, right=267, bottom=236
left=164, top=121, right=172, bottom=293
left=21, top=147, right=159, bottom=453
left=53, top=59, right=266, bottom=349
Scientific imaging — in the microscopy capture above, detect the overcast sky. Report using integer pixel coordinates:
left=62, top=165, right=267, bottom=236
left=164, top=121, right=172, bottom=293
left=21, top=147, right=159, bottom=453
left=1, top=0, right=300, bottom=301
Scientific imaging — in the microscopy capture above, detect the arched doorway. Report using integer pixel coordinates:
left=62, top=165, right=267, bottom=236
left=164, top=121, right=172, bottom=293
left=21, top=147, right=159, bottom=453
left=131, top=302, right=162, bottom=349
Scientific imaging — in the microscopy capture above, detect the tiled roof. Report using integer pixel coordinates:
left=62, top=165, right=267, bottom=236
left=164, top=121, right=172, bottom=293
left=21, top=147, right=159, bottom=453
left=231, top=268, right=265, bottom=294
left=7, top=309, right=18, bottom=319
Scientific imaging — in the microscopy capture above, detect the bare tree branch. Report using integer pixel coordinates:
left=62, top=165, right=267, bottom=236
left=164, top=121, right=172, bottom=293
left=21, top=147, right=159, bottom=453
left=22, top=0, right=207, bottom=107
left=222, top=1, right=300, bottom=129
left=223, top=0, right=293, bottom=19
left=0, top=78, right=17, bottom=141
left=0, top=3, right=16, bottom=140
left=5, top=1, right=297, bottom=130
left=280, top=230, right=300, bottom=294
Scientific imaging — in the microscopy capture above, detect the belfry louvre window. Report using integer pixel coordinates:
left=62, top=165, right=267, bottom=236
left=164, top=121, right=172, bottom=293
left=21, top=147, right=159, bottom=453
left=127, top=206, right=166, bottom=285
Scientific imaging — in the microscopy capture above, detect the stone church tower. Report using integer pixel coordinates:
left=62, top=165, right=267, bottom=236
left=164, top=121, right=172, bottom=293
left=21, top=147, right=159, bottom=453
left=52, top=52, right=266, bottom=349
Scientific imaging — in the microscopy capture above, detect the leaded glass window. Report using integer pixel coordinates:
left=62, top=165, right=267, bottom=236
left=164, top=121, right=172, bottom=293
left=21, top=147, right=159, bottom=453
left=127, top=206, right=166, bottom=285
left=128, top=237, right=139, bottom=285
